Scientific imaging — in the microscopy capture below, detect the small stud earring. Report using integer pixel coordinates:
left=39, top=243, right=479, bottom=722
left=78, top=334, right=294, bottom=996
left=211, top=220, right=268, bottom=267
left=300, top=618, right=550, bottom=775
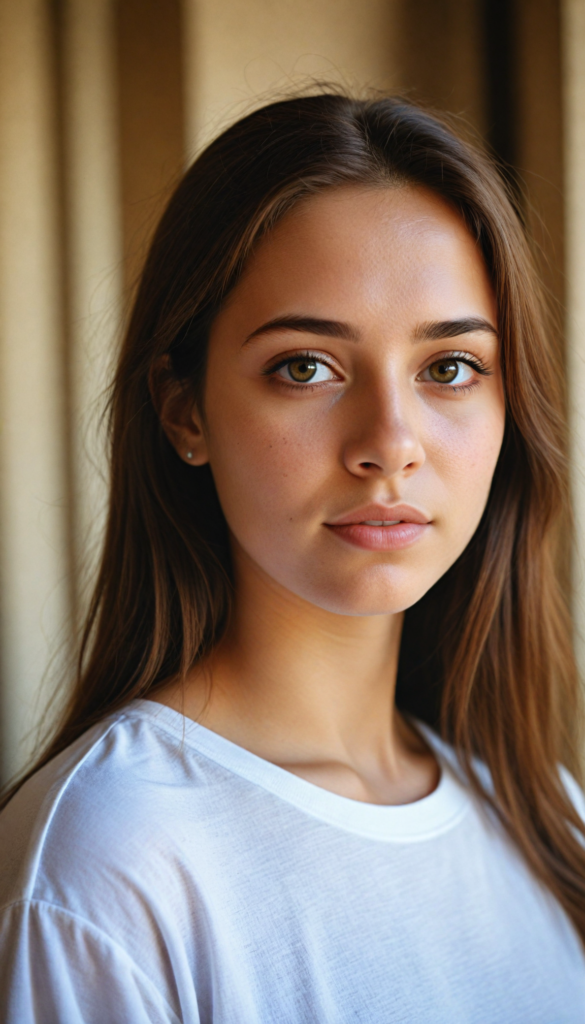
left=186, top=451, right=193, bottom=460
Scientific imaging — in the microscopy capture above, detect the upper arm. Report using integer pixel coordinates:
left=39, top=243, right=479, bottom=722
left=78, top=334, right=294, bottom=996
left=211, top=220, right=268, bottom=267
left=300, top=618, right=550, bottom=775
left=0, top=899, right=187, bottom=1024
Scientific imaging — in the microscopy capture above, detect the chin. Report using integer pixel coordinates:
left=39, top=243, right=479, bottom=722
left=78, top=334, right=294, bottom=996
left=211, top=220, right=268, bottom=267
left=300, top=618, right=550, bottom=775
left=298, top=568, right=435, bottom=618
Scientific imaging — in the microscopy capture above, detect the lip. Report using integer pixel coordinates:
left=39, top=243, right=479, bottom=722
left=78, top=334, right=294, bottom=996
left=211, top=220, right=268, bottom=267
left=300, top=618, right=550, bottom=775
left=325, top=504, right=431, bottom=552
left=327, top=504, right=431, bottom=527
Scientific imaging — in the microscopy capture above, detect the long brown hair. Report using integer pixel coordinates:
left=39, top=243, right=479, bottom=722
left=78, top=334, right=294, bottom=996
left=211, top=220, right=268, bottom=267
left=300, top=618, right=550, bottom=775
left=5, top=92, right=585, bottom=940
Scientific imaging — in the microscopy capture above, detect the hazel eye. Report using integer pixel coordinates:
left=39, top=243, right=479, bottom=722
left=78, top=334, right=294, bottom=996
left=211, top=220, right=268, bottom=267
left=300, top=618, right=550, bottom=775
left=274, top=357, right=337, bottom=384
left=423, top=359, right=474, bottom=386
left=287, top=357, right=318, bottom=382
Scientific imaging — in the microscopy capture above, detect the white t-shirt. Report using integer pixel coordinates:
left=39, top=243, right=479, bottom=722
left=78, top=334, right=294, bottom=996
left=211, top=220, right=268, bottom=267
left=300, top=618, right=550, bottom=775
left=0, top=699, right=584, bottom=1023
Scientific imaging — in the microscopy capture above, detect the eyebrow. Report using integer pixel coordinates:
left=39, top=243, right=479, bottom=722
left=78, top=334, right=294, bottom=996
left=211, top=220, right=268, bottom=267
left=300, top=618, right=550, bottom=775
left=242, top=313, right=497, bottom=346
left=414, top=317, right=498, bottom=341
left=243, top=315, right=360, bottom=345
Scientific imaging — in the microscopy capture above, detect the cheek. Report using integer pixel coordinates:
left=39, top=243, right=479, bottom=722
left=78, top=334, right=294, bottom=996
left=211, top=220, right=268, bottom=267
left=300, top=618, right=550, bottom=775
left=425, top=400, right=505, bottom=527
left=205, top=389, right=332, bottom=533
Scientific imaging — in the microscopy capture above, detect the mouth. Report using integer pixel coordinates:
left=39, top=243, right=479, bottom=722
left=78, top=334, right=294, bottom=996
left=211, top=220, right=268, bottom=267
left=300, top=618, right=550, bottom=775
left=360, top=519, right=401, bottom=526
left=326, top=504, right=431, bottom=528
left=325, top=504, right=431, bottom=552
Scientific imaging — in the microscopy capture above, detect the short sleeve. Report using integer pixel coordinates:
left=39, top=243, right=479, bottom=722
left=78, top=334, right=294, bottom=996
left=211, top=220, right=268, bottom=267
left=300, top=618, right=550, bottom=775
left=0, top=899, right=186, bottom=1024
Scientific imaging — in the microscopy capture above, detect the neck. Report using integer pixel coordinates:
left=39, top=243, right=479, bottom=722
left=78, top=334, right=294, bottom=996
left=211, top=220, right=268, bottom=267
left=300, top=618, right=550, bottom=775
left=155, top=545, right=439, bottom=805
left=214, top=551, right=403, bottom=760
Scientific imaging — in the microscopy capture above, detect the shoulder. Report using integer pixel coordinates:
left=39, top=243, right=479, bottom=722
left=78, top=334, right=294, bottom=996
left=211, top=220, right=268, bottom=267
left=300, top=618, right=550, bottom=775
left=0, top=703, right=220, bottom=1021
left=0, top=703, right=224, bottom=923
left=419, top=722, right=585, bottom=848
left=559, top=765, right=585, bottom=823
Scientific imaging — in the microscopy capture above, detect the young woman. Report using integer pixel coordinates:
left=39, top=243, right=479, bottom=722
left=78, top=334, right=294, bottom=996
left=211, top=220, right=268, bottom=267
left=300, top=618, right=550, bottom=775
left=1, top=92, right=584, bottom=1023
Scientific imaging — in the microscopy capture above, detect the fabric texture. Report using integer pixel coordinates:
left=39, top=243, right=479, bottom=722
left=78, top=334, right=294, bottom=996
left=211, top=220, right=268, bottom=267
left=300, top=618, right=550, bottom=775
left=0, top=699, right=584, bottom=1023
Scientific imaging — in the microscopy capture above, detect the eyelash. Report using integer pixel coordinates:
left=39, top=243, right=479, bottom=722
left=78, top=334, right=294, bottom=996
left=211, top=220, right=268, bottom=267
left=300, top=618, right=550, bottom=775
left=262, top=351, right=340, bottom=392
left=262, top=349, right=492, bottom=392
left=429, top=351, right=492, bottom=393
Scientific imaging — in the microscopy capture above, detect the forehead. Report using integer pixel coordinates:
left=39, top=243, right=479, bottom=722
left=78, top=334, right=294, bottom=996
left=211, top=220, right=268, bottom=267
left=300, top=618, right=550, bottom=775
left=224, top=185, right=496, bottom=331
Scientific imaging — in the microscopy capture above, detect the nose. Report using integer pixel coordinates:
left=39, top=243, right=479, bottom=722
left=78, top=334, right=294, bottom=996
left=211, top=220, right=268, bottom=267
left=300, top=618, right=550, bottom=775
left=341, top=380, right=425, bottom=481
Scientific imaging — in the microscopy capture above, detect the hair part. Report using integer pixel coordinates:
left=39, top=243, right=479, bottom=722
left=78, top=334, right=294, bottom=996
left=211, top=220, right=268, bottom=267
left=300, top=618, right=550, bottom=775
left=4, top=90, right=585, bottom=942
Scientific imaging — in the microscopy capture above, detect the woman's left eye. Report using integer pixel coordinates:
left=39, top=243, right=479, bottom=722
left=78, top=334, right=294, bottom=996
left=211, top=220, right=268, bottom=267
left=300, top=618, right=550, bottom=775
left=420, top=358, right=475, bottom=387
left=274, top=357, right=337, bottom=384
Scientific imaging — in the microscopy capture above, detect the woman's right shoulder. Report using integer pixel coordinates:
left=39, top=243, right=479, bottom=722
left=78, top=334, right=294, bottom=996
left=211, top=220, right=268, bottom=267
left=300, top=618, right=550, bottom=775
left=0, top=702, right=209, bottom=1024
left=0, top=702, right=218, bottom=923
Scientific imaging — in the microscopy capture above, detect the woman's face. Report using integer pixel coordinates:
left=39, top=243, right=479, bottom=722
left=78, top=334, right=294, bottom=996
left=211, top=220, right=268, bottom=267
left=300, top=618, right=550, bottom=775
left=182, top=185, right=505, bottom=615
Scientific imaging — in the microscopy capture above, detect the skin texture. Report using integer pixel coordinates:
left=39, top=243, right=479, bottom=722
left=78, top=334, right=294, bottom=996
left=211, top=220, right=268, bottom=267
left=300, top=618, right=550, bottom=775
left=156, top=185, right=505, bottom=805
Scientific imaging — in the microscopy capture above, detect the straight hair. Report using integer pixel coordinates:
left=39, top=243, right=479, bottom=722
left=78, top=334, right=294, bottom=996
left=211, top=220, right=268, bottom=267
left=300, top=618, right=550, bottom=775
left=4, top=92, right=585, bottom=942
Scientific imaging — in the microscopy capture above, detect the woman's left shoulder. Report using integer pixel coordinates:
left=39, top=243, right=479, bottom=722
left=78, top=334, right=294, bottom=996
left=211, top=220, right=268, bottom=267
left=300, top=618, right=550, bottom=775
left=559, top=764, right=585, bottom=823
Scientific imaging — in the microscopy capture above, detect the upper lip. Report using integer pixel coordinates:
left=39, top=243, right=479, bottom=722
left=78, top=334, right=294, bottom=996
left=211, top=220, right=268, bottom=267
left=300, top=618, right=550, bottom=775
left=326, top=504, right=431, bottom=527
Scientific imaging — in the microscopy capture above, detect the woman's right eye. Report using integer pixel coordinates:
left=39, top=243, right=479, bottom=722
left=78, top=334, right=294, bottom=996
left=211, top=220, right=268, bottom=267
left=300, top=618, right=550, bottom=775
left=274, top=357, right=338, bottom=384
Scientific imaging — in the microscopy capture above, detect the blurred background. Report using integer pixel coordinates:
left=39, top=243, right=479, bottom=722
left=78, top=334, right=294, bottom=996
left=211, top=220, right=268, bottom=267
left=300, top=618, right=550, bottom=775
left=0, top=0, right=584, bottom=781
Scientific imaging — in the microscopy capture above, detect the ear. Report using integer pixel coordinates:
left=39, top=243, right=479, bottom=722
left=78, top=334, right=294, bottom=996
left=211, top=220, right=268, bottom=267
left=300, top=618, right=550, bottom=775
left=149, top=355, right=209, bottom=466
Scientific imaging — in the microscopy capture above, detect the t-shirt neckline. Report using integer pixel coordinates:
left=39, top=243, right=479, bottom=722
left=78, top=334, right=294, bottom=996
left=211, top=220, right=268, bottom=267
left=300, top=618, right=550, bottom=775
left=125, top=699, right=470, bottom=843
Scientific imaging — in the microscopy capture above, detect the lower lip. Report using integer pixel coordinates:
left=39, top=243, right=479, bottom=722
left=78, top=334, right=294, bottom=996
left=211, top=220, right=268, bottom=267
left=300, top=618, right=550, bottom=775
left=326, top=522, right=429, bottom=551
